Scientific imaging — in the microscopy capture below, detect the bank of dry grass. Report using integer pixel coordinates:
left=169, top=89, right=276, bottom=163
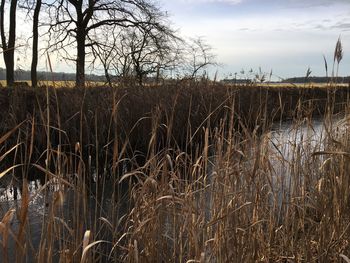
left=0, top=82, right=350, bottom=262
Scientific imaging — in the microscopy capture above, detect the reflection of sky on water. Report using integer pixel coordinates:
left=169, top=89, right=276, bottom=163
left=270, top=116, right=348, bottom=175
left=0, top=179, right=46, bottom=262
left=0, top=115, right=349, bottom=261
left=271, top=119, right=325, bottom=182
left=270, top=118, right=325, bottom=165
left=266, top=116, right=349, bottom=214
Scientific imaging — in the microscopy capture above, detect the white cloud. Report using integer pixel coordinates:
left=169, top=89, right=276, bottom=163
left=286, top=0, right=350, bottom=8
left=179, top=0, right=243, bottom=4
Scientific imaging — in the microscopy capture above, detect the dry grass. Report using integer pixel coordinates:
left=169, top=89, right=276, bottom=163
left=0, top=81, right=349, bottom=262
left=258, top=82, right=349, bottom=89
left=0, top=80, right=106, bottom=88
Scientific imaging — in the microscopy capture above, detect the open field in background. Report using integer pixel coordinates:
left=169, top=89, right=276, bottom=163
left=259, top=82, right=350, bottom=88
left=0, top=80, right=107, bottom=88
left=1, top=79, right=350, bottom=89
left=1, top=81, right=350, bottom=262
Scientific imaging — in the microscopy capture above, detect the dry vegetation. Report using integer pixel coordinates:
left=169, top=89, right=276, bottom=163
left=0, top=81, right=350, bottom=262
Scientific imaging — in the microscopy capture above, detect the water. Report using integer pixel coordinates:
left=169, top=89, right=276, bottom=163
left=269, top=116, right=347, bottom=182
left=269, top=118, right=325, bottom=186
left=0, top=179, right=47, bottom=262
left=0, top=115, right=349, bottom=262
left=0, top=176, right=116, bottom=262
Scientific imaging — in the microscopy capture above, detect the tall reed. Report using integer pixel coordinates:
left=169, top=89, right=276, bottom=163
left=0, top=81, right=349, bottom=262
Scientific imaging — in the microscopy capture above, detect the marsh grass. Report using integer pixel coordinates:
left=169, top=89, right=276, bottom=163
left=0, top=81, right=349, bottom=262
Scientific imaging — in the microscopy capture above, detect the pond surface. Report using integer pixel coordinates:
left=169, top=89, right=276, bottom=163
left=269, top=116, right=347, bottom=179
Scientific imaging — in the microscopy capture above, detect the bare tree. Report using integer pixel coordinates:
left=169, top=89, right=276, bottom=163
left=185, top=37, right=216, bottom=79
left=89, top=26, right=125, bottom=86
left=127, top=26, right=182, bottom=85
left=0, top=0, right=18, bottom=87
left=46, top=0, right=174, bottom=88
left=30, top=0, right=41, bottom=87
left=18, top=0, right=43, bottom=87
left=89, top=19, right=181, bottom=86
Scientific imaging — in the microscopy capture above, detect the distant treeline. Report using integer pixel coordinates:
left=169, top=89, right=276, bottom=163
left=0, top=68, right=107, bottom=82
left=284, top=76, right=350, bottom=83
left=221, top=79, right=254, bottom=84
left=222, top=76, right=350, bottom=84
left=3, top=68, right=350, bottom=84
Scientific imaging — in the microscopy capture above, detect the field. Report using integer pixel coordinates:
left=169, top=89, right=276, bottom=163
left=0, top=80, right=107, bottom=88
left=0, top=81, right=350, bottom=262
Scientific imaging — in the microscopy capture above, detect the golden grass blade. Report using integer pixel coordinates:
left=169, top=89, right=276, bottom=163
left=108, top=233, right=127, bottom=258
left=0, top=121, right=25, bottom=145
left=81, top=240, right=110, bottom=263
left=0, top=222, right=25, bottom=254
left=99, top=217, right=114, bottom=231
left=19, top=179, right=29, bottom=220
left=32, top=164, right=73, bottom=187
left=119, top=171, right=145, bottom=184
left=313, top=151, right=350, bottom=157
left=52, top=190, right=65, bottom=208
left=53, top=216, right=73, bottom=236
left=1, top=209, right=15, bottom=226
left=340, top=254, right=350, bottom=263
left=133, top=240, right=139, bottom=263
left=28, top=115, right=35, bottom=160
left=207, top=202, right=253, bottom=227
left=0, top=209, right=25, bottom=259
left=82, top=230, right=91, bottom=253
left=0, top=144, right=20, bottom=162
left=156, top=195, right=183, bottom=203
left=16, top=180, right=29, bottom=262
left=0, top=164, right=22, bottom=179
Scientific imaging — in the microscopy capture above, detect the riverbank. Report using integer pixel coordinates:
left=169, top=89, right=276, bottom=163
left=1, top=82, right=348, bottom=159
left=1, top=82, right=350, bottom=262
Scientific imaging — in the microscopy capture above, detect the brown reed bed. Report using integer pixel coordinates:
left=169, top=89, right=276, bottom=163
left=0, top=82, right=348, bottom=159
left=0, top=81, right=349, bottom=262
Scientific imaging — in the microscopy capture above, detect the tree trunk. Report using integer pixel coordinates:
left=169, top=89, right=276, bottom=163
left=104, top=66, right=112, bottom=87
left=0, top=0, right=17, bottom=87
left=4, top=55, right=14, bottom=86
left=76, top=28, right=86, bottom=88
left=31, top=0, right=41, bottom=88
left=6, top=0, right=17, bottom=87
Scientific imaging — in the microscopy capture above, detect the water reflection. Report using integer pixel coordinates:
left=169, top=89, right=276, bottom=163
left=0, top=116, right=348, bottom=262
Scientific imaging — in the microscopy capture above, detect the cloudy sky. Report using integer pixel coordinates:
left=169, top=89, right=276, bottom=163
left=159, top=0, right=350, bottom=79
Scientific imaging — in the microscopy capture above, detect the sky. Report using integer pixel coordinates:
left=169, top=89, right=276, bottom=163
left=6, top=0, right=350, bottom=80
left=158, top=0, right=350, bottom=80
